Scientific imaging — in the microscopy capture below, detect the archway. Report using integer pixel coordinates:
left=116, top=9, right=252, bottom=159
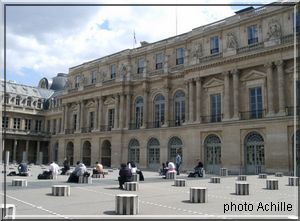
left=101, top=140, right=111, bottom=167
left=204, top=135, right=221, bottom=174
left=82, top=141, right=91, bottom=166
left=66, top=142, right=74, bottom=166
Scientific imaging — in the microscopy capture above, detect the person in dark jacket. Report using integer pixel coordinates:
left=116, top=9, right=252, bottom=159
left=61, top=158, right=70, bottom=175
left=118, top=163, right=132, bottom=189
left=188, top=162, right=204, bottom=177
left=18, top=162, right=29, bottom=176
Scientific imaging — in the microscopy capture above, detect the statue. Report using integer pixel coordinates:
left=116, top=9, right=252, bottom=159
left=191, top=42, right=203, bottom=60
left=226, top=32, right=238, bottom=49
left=80, top=74, right=87, bottom=86
left=267, top=19, right=281, bottom=40
left=64, top=78, right=72, bottom=89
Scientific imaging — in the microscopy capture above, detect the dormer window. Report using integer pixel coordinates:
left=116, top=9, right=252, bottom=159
left=137, top=58, right=145, bottom=74
left=4, top=94, right=9, bottom=104
left=155, top=53, right=163, bottom=70
left=75, top=75, right=80, bottom=88
left=15, top=96, right=20, bottom=106
left=27, top=97, right=32, bottom=107
left=37, top=99, right=42, bottom=109
left=210, top=36, right=219, bottom=54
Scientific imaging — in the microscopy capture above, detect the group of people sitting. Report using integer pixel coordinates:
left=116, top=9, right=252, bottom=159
left=7, top=162, right=30, bottom=176
left=159, top=161, right=204, bottom=178
left=118, top=161, right=144, bottom=189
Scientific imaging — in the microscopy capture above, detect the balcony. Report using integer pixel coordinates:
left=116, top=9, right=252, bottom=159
left=168, top=120, right=184, bottom=127
left=286, top=106, right=300, bottom=116
left=3, top=128, right=50, bottom=136
left=147, top=121, right=163, bottom=129
left=200, top=114, right=222, bottom=123
left=100, top=125, right=112, bottom=132
left=239, top=109, right=266, bottom=120
left=65, top=129, right=75, bottom=134
left=237, top=42, right=263, bottom=53
left=129, top=123, right=142, bottom=130
left=81, top=127, right=93, bottom=133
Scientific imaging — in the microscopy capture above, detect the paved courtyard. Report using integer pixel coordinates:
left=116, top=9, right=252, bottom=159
left=1, top=164, right=298, bottom=219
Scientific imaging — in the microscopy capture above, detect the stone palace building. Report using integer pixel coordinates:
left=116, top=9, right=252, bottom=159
left=1, top=4, right=299, bottom=175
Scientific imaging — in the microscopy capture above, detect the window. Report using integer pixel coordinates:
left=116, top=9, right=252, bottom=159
left=154, top=94, right=165, bottom=128
left=91, top=71, right=97, bottom=84
left=16, top=96, right=20, bottom=106
left=13, top=118, right=21, bottom=129
left=35, top=120, right=42, bottom=132
left=47, top=120, right=50, bottom=132
left=58, top=118, right=62, bottom=133
left=25, top=119, right=31, bottom=130
left=37, top=99, right=42, bottom=108
left=155, top=53, right=163, bottom=70
left=210, top=94, right=221, bottom=122
left=137, top=58, right=145, bottom=74
left=108, top=109, right=115, bottom=129
left=174, top=90, right=185, bottom=126
left=176, top=48, right=184, bottom=65
left=53, top=119, right=56, bottom=134
left=293, top=12, right=300, bottom=33
left=73, top=114, right=77, bottom=130
left=111, top=64, right=116, bottom=79
left=135, top=97, right=143, bottom=128
left=26, top=97, right=32, bottom=107
left=4, top=94, right=9, bottom=104
left=89, top=112, right=94, bottom=129
left=210, top=36, right=219, bottom=54
left=75, top=75, right=80, bottom=88
left=247, top=25, right=258, bottom=45
left=249, top=87, right=263, bottom=119
left=2, top=117, right=9, bottom=128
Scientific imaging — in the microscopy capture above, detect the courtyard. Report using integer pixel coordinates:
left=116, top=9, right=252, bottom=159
left=0, top=164, right=298, bottom=219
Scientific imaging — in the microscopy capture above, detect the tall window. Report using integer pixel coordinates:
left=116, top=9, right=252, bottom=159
left=111, top=64, right=116, bottom=79
left=35, top=120, right=42, bottom=132
left=4, top=94, right=9, bottom=104
left=293, top=12, right=300, bottom=33
left=154, top=94, right=165, bottom=128
left=73, top=114, right=77, bottom=130
left=210, top=94, right=221, bottom=122
left=25, top=119, right=31, bottom=130
left=155, top=53, right=163, bottom=70
left=58, top=118, right=62, bottom=133
left=16, top=96, right=20, bottom=106
left=174, top=90, right=185, bottom=126
left=2, top=117, right=9, bottom=128
left=129, top=139, right=140, bottom=164
left=53, top=119, right=56, bottom=134
left=247, top=25, right=258, bottom=45
left=91, top=71, right=97, bottom=84
left=89, top=112, right=94, bottom=129
left=137, top=58, right=145, bottom=74
left=13, top=118, right=21, bottom=129
left=75, top=75, right=80, bottom=88
left=249, top=87, right=263, bottom=119
left=176, top=48, right=184, bottom=65
left=37, top=99, right=42, bottom=108
left=47, top=120, right=50, bottom=132
left=135, top=97, right=143, bottom=128
left=27, top=97, right=32, bottom=107
left=210, top=36, right=219, bottom=54
left=108, top=109, right=115, bottom=129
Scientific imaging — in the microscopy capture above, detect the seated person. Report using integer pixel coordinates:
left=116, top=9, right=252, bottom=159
left=167, top=161, right=176, bottom=173
left=60, top=158, right=70, bottom=175
left=130, top=162, right=144, bottom=181
left=18, top=162, right=29, bottom=176
left=118, top=163, right=132, bottom=189
left=49, top=161, right=60, bottom=179
left=92, top=162, right=105, bottom=178
left=67, top=161, right=88, bottom=183
left=188, top=162, right=204, bottom=177
left=38, top=170, right=52, bottom=179
left=159, top=163, right=168, bottom=176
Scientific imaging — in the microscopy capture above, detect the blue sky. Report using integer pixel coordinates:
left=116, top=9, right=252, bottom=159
left=4, top=0, right=276, bottom=87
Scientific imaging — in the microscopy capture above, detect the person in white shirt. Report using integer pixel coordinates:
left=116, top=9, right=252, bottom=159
left=167, top=162, right=176, bottom=172
left=49, top=161, right=60, bottom=179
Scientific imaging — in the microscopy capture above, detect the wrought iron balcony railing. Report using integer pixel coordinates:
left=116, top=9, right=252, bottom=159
left=239, top=109, right=266, bottom=120
left=286, top=106, right=300, bottom=116
left=81, top=127, right=93, bottom=133
left=200, top=114, right=223, bottom=123
left=100, top=125, right=113, bottom=131
left=65, top=129, right=75, bottom=134
left=168, top=120, right=185, bottom=127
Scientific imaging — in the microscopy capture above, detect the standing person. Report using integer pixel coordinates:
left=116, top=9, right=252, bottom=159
left=49, top=161, right=60, bottom=179
left=61, top=158, right=70, bottom=175
left=118, top=163, right=132, bottom=189
left=175, top=153, right=182, bottom=175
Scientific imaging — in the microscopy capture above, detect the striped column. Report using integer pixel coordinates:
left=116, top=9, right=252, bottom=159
left=1, top=204, right=16, bottom=220
left=275, top=172, right=283, bottom=177
left=266, top=179, right=278, bottom=190
left=166, top=171, right=176, bottom=179
left=237, top=175, right=247, bottom=181
left=78, top=176, right=92, bottom=184
left=220, top=168, right=228, bottom=176
left=52, top=185, right=70, bottom=196
left=131, top=174, right=138, bottom=182
left=174, top=179, right=186, bottom=187
left=92, top=174, right=101, bottom=178
left=258, top=173, right=267, bottom=179
left=190, top=187, right=207, bottom=203
left=288, top=177, right=299, bottom=186
left=12, top=179, right=27, bottom=187
left=115, top=194, right=139, bottom=215
left=210, top=177, right=221, bottom=183
left=124, top=182, right=139, bottom=191
left=108, top=169, right=114, bottom=172
left=235, top=182, right=249, bottom=195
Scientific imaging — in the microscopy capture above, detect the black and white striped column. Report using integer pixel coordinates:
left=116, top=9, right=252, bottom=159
left=131, top=174, right=138, bottom=182
left=266, top=179, right=278, bottom=190
left=166, top=172, right=176, bottom=179
left=12, top=179, right=27, bottom=187
left=52, top=185, right=70, bottom=196
left=237, top=175, right=247, bottom=181
left=210, top=177, right=221, bottom=183
left=124, top=182, right=139, bottom=191
left=1, top=203, right=16, bottom=220
left=288, top=177, right=299, bottom=186
left=92, top=174, right=101, bottom=178
left=174, top=179, right=186, bottom=187
left=235, top=181, right=249, bottom=195
left=115, top=194, right=139, bottom=215
left=258, top=173, right=267, bottom=179
left=78, top=176, right=92, bottom=184
left=220, top=168, right=228, bottom=176
left=189, top=187, right=207, bottom=203
left=275, top=172, right=283, bottom=177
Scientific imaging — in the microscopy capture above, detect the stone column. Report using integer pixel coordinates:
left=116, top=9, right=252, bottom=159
left=63, top=104, right=68, bottom=132
left=276, top=60, right=286, bottom=115
left=114, top=94, right=119, bottom=129
left=265, top=62, right=274, bottom=116
left=163, top=88, right=169, bottom=127
left=75, top=102, right=80, bottom=132
left=36, top=141, right=40, bottom=164
left=13, top=140, right=17, bottom=163
left=196, top=77, right=202, bottom=123
left=185, top=81, right=189, bottom=123
left=223, top=71, right=230, bottom=120
left=25, top=140, right=29, bottom=163
left=142, top=90, right=148, bottom=129
left=125, top=94, right=131, bottom=129
left=232, top=69, right=240, bottom=119
left=99, top=97, right=104, bottom=130
left=119, top=94, right=125, bottom=129
left=188, top=79, right=194, bottom=123
left=95, top=97, right=99, bottom=130
left=80, top=101, right=84, bottom=130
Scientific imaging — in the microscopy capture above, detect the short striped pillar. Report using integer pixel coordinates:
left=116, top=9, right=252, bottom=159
left=166, top=171, right=176, bottom=179
left=202, top=169, right=206, bottom=178
left=78, top=176, right=92, bottom=184
left=12, top=179, right=27, bottom=187
left=52, top=185, right=70, bottom=196
left=288, top=177, right=299, bottom=186
left=1, top=204, right=16, bottom=220
left=131, top=174, right=138, bottom=182
left=210, top=177, right=221, bottom=183
left=190, top=187, right=207, bottom=203
left=237, top=175, right=247, bottom=181
left=220, top=168, right=228, bottom=176
left=124, top=182, right=139, bottom=191
left=266, top=179, right=279, bottom=190
left=235, top=181, right=249, bottom=195
left=103, top=171, right=109, bottom=175
left=258, top=173, right=267, bottom=179
left=92, top=174, right=101, bottom=178
left=108, top=169, right=114, bottom=172
left=275, top=172, right=283, bottom=177
left=115, top=194, right=139, bottom=215
left=174, top=179, right=186, bottom=187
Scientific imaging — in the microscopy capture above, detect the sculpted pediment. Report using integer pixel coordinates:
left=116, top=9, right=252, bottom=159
left=70, top=103, right=78, bottom=111
left=203, top=77, right=224, bottom=88
left=104, top=96, right=115, bottom=105
left=86, top=100, right=95, bottom=108
left=240, top=70, right=266, bottom=81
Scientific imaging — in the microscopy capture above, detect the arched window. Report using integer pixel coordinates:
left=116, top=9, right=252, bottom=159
left=135, top=97, right=143, bottom=129
left=128, top=139, right=140, bottom=163
left=27, top=97, right=32, bottom=107
left=15, top=96, right=21, bottom=106
left=148, top=138, right=160, bottom=169
left=204, top=135, right=221, bottom=174
left=174, top=90, right=185, bottom=126
left=154, top=94, right=165, bottom=128
left=168, top=137, right=183, bottom=162
left=82, top=141, right=91, bottom=166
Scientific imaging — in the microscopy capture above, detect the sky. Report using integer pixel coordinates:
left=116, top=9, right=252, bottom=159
left=4, top=0, right=279, bottom=87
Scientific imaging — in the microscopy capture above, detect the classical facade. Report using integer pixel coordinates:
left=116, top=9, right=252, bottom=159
left=2, top=4, right=299, bottom=175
